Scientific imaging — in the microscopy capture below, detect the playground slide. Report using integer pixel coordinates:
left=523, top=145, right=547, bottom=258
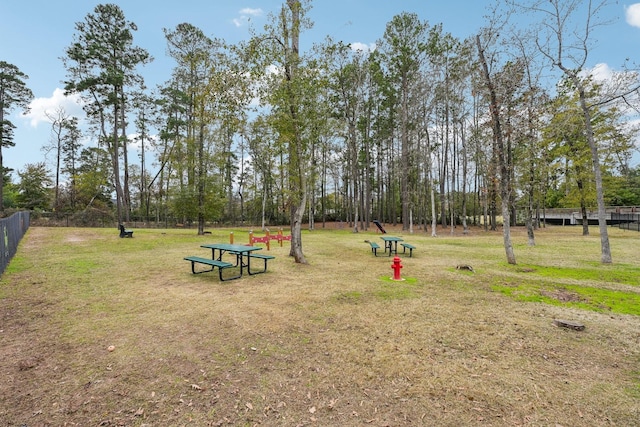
left=372, top=220, right=387, bottom=234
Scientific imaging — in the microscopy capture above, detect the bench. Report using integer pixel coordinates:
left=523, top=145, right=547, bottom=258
left=400, top=243, right=416, bottom=257
left=248, top=253, right=276, bottom=275
left=183, top=256, right=239, bottom=281
left=367, top=240, right=380, bottom=256
left=119, top=224, right=133, bottom=238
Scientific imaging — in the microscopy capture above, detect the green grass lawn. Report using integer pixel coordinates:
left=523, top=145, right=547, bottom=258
left=1, top=224, right=639, bottom=426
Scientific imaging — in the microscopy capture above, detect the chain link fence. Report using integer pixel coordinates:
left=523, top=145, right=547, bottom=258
left=611, top=212, right=640, bottom=231
left=0, top=211, right=31, bottom=276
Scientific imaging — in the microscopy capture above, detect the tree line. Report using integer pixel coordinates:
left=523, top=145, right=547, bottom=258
left=1, top=0, right=639, bottom=264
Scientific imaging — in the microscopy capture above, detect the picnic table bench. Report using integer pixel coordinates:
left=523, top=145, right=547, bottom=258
left=367, top=240, right=380, bottom=256
left=247, top=253, right=276, bottom=275
left=400, top=243, right=416, bottom=257
left=183, top=256, right=239, bottom=281
left=119, top=224, right=133, bottom=238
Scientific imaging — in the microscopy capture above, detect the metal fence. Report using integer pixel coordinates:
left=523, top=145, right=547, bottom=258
left=0, top=211, right=31, bottom=276
left=611, top=212, right=640, bottom=231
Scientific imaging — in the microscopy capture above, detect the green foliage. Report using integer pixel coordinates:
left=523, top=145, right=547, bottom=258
left=0, top=61, right=34, bottom=148
left=0, top=61, right=34, bottom=212
left=64, top=4, right=151, bottom=102
left=542, top=82, right=637, bottom=209
left=18, top=2, right=638, bottom=232
left=63, top=147, right=114, bottom=212
left=604, top=169, right=640, bottom=206
left=169, top=179, right=226, bottom=223
left=16, top=163, right=53, bottom=210
left=69, top=207, right=114, bottom=226
left=543, top=188, right=565, bottom=209
left=2, top=180, right=19, bottom=209
left=63, top=3, right=150, bottom=221
left=170, top=188, right=198, bottom=221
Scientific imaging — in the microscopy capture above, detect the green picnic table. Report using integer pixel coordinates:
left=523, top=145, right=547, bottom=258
left=380, top=236, right=403, bottom=256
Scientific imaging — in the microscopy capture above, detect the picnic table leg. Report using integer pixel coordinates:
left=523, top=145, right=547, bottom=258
left=206, top=249, right=242, bottom=280
left=229, top=251, right=241, bottom=267
left=189, top=260, right=215, bottom=274
left=218, top=264, right=242, bottom=281
left=248, top=256, right=267, bottom=275
left=241, top=253, right=249, bottom=275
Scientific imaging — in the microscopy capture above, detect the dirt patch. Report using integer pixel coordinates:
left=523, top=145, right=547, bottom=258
left=541, top=288, right=588, bottom=303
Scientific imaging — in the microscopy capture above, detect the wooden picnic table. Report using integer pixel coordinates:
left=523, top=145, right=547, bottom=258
left=380, top=236, right=403, bottom=256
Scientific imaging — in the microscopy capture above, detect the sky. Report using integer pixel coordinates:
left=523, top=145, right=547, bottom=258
left=2, top=0, right=640, bottom=178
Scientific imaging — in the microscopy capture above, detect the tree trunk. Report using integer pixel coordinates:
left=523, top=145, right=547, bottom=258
left=426, top=129, right=438, bottom=237
left=577, top=89, right=611, bottom=262
left=576, top=176, right=590, bottom=236
left=111, top=103, right=125, bottom=224
left=290, top=191, right=306, bottom=261
left=430, top=181, right=437, bottom=237
left=476, top=35, right=516, bottom=264
left=461, top=121, right=469, bottom=234
left=526, top=163, right=536, bottom=246
left=197, top=122, right=205, bottom=235
left=439, top=128, right=448, bottom=228
left=120, top=90, right=131, bottom=222
left=401, top=89, right=410, bottom=230
left=286, top=0, right=307, bottom=264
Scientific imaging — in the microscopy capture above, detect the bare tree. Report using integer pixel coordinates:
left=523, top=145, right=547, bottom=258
left=476, top=31, right=517, bottom=265
left=43, top=107, right=81, bottom=211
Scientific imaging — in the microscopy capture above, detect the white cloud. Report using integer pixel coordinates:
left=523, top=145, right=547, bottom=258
left=588, top=63, right=614, bottom=81
left=239, top=8, right=262, bottom=17
left=127, top=132, right=158, bottom=150
left=21, top=88, right=84, bottom=127
left=265, top=64, right=280, bottom=76
left=625, top=3, right=640, bottom=28
left=350, top=42, right=376, bottom=53
left=233, top=7, right=263, bottom=28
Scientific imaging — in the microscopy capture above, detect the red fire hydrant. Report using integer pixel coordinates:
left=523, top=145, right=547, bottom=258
left=391, top=256, right=403, bottom=281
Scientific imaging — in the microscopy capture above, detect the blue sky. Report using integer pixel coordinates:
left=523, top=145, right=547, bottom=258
left=2, top=0, right=640, bottom=177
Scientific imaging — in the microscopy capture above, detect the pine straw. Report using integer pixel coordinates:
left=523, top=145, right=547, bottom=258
left=0, top=225, right=639, bottom=426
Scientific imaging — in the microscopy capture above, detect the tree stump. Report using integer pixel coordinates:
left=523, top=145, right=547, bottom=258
left=553, top=319, right=585, bottom=331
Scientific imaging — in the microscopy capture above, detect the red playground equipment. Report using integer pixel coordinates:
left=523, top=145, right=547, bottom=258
left=247, top=228, right=291, bottom=250
left=250, top=230, right=271, bottom=249
left=273, top=228, right=292, bottom=246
